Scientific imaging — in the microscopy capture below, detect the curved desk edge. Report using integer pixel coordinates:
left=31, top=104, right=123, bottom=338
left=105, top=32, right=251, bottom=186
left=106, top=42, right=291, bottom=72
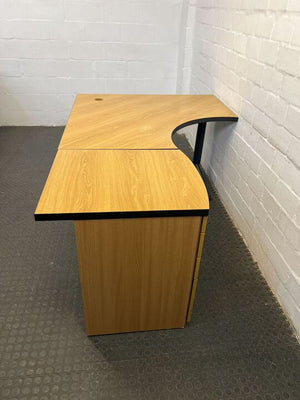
left=171, top=115, right=238, bottom=137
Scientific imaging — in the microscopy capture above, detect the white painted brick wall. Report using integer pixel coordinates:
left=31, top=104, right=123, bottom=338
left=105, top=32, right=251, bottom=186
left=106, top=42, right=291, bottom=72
left=178, top=1, right=300, bottom=335
left=0, top=0, right=182, bottom=125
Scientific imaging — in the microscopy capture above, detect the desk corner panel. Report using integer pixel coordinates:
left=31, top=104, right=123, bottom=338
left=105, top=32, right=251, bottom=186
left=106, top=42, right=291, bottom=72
left=74, top=216, right=202, bottom=335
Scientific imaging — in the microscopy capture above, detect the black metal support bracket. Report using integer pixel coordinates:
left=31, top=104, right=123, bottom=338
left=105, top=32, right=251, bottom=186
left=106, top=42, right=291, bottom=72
left=192, top=122, right=207, bottom=166
left=192, top=122, right=212, bottom=200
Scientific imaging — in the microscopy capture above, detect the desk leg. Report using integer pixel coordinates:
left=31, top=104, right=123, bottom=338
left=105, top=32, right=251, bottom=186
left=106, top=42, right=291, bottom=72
left=193, top=122, right=207, bottom=166
left=74, top=216, right=201, bottom=335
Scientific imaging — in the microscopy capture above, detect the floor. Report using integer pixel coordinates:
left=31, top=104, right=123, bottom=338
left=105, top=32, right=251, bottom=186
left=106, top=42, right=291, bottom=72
left=0, top=127, right=299, bottom=400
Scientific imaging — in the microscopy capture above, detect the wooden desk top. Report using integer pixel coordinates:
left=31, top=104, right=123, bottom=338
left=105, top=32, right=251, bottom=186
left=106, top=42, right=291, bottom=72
left=59, top=94, right=237, bottom=150
left=35, top=149, right=209, bottom=220
left=35, top=94, right=238, bottom=220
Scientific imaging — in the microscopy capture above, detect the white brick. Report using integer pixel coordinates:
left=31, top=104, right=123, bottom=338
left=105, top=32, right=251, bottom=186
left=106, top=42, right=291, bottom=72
left=0, top=94, right=23, bottom=110
left=128, top=61, right=176, bottom=79
left=246, top=60, right=264, bottom=85
left=278, top=212, right=300, bottom=251
left=234, top=34, right=247, bottom=55
left=0, top=21, right=56, bottom=40
left=133, top=78, right=175, bottom=94
left=154, top=3, right=182, bottom=26
left=121, top=24, right=156, bottom=43
left=277, top=46, right=300, bottom=75
left=240, top=123, right=259, bottom=149
left=291, top=22, right=300, bottom=47
left=263, top=229, right=291, bottom=284
left=0, top=59, right=21, bottom=77
left=70, top=42, right=104, bottom=60
left=5, top=94, right=73, bottom=112
left=230, top=186, right=255, bottom=228
left=271, top=0, right=288, bottom=9
left=274, top=180, right=300, bottom=218
left=251, top=195, right=267, bottom=225
left=244, top=146, right=262, bottom=173
left=259, top=40, right=278, bottom=66
left=281, top=75, right=300, bottom=108
left=241, top=0, right=269, bottom=9
left=296, top=204, right=300, bottom=227
left=238, top=77, right=254, bottom=98
left=261, top=67, right=283, bottom=93
left=255, top=14, right=273, bottom=39
left=241, top=99, right=256, bottom=123
left=220, top=30, right=235, bottom=50
left=0, top=39, right=69, bottom=59
left=94, top=61, right=128, bottom=78
left=247, top=170, right=264, bottom=199
left=285, top=105, right=300, bottom=139
left=246, top=37, right=261, bottom=61
left=255, top=135, right=276, bottom=165
left=226, top=160, right=241, bottom=187
left=159, top=23, right=179, bottom=44
left=251, top=86, right=268, bottom=111
left=84, top=23, right=121, bottom=42
left=4, top=77, right=70, bottom=94
left=237, top=177, right=253, bottom=204
left=233, top=13, right=259, bottom=35
left=268, top=125, right=292, bottom=154
left=265, top=93, right=288, bottom=124
left=70, top=78, right=106, bottom=93
left=261, top=188, right=282, bottom=219
left=21, top=60, right=93, bottom=78
left=0, top=0, right=64, bottom=20
left=253, top=109, right=273, bottom=138
left=105, top=78, right=137, bottom=94
left=251, top=86, right=268, bottom=112
left=56, top=22, right=86, bottom=41
left=258, top=161, right=278, bottom=193
left=286, top=135, right=300, bottom=169
left=287, top=0, right=300, bottom=11
left=103, top=43, right=177, bottom=63
left=24, top=0, right=64, bottom=20
left=271, top=16, right=294, bottom=43
left=64, top=2, right=104, bottom=22
left=264, top=218, right=288, bottom=265
left=104, top=2, right=159, bottom=25
left=0, top=0, right=25, bottom=19
left=272, top=152, right=300, bottom=196
left=231, top=146, right=251, bottom=179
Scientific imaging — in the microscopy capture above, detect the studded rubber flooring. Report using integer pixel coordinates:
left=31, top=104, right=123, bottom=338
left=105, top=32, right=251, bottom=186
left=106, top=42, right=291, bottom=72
left=0, top=127, right=299, bottom=400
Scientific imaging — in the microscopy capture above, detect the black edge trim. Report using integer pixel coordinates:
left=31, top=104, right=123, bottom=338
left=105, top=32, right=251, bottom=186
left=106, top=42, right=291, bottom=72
left=171, top=116, right=238, bottom=139
left=34, top=208, right=209, bottom=222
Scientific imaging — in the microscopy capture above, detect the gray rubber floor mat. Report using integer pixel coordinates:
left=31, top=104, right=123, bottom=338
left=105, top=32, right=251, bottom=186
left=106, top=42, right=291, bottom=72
left=0, top=127, right=299, bottom=399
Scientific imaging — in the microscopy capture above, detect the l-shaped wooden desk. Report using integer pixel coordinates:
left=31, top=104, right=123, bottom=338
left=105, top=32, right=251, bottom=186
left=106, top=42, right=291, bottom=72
left=35, top=94, right=237, bottom=335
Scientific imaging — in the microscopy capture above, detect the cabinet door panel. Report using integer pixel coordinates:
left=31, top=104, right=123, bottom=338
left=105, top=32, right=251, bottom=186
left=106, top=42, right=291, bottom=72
left=75, top=216, right=201, bottom=335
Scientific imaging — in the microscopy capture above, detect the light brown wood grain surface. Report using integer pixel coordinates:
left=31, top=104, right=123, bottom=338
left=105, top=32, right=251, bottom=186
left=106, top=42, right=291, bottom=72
left=75, top=216, right=201, bottom=335
left=59, top=94, right=237, bottom=150
left=35, top=149, right=209, bottom=217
